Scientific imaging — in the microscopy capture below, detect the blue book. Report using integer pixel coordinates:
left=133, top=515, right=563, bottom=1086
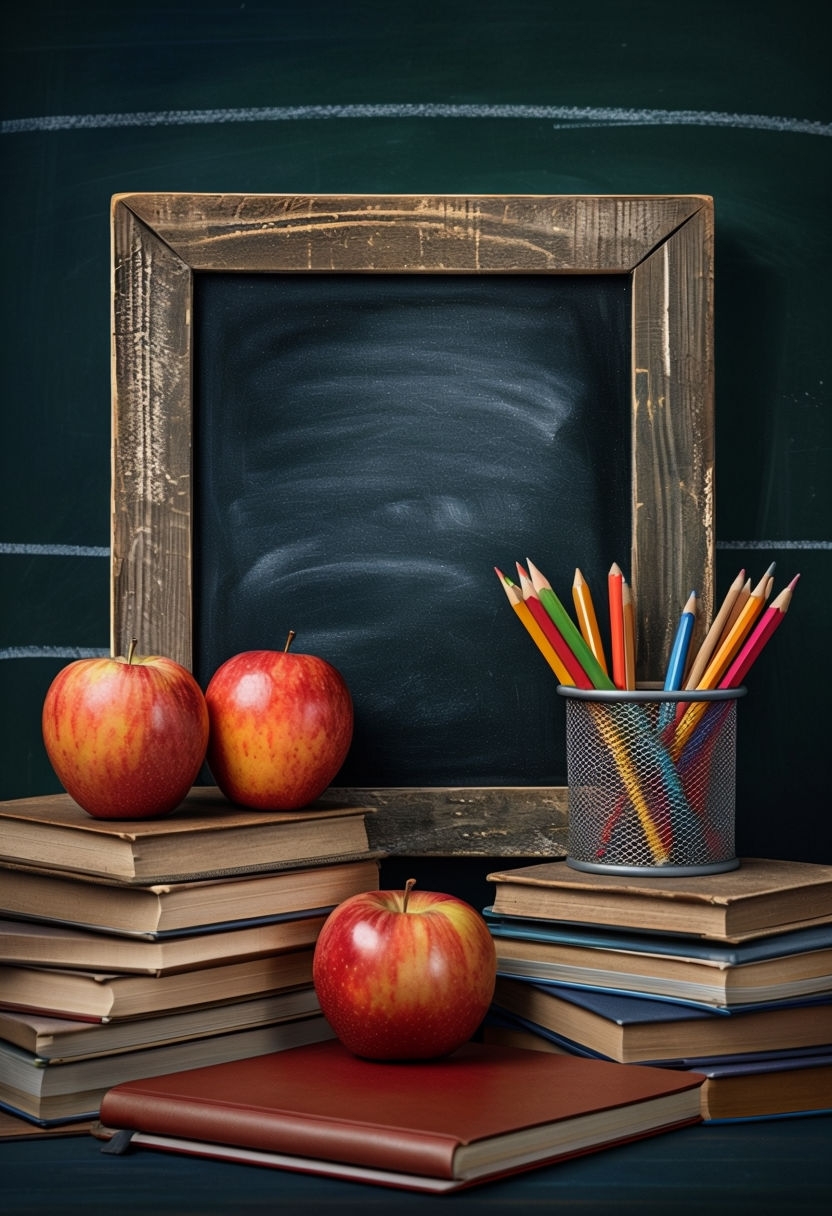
left=483, top=908, right=832, bottom=962
left=483, top=910, right=832, bottom=1009
left=489, top=975, right=832, bottom=1063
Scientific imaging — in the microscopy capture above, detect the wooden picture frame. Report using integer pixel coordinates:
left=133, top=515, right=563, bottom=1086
left=111, top=193, right=714, bottom=858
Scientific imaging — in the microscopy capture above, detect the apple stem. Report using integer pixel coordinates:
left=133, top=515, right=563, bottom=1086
left=401, top=878, right=417, bottom=913
left=284, top=630, right=296, bottom=653
left=127, top=638, right=138, bottom=665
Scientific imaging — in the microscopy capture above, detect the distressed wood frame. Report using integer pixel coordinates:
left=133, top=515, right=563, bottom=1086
left=111, top=193, right=714, bottom=858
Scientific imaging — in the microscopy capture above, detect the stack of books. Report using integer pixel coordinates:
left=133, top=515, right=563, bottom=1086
left=482, top=857, right=832, bottom=1123
left=0, top=787, right=380, bottom=1128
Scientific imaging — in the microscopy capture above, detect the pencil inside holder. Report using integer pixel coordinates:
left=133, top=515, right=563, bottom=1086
left=558, top=686, right=745, bottom=876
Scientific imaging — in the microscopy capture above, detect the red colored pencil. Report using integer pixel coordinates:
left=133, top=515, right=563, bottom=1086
left=516, top=565, right=593, bottom=689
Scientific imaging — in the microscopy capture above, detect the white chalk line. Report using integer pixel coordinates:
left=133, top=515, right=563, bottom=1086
left=3, top=103, right=830, bottom=137
left=3, top=541, right=829, bottom=559
left=1, top=646, right=109, bottom=661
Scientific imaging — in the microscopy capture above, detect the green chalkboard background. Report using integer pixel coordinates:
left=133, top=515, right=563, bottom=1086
left=2, top=1, right=830, bottom=887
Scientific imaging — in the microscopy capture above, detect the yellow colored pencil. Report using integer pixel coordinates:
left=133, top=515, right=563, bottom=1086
left=494, top=567, right=574, bottom=685
left=572, top=568, right=609, bottom=676
left=622, top=579, right=636, bottom=690
left=684, top=567, right=746, bottom=690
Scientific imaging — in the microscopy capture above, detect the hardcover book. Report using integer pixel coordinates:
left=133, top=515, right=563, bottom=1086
left=489, top=977, right=832, bottom=1063
left=0, top=1015, right=335, bottom=1125
left=486, top=858, right=832, bottom=942
left=481, top=1018, right=832, bottom=1124
left=485, top=913, right=832, bottom=1009
left=0, top=951, right=316, bottom=1021
left=0, top=787, right=373, bottom=883
left=95, top=1039, right=704, bottom=1193
left=693, top=1051, right=832, bottom=1123
left=0, top=856, right=379, bottom=938
left=0, top=989, right=322, bottom=1061
left=0, top=913, right=327, bottom=975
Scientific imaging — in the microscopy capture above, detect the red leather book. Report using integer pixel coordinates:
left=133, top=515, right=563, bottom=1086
left=96, top=1039, right=704, bottom=1193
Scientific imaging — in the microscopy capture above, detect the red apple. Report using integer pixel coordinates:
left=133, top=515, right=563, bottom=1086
left=204, top=633, right=353, bottom=811
left=312, top=879, right=497, bottom=1060
left=42, top=641, right=209, bottom=820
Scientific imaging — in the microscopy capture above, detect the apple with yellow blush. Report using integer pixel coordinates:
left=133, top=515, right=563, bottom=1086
left=42, top=641, right=209, bottom=820
left=204, top=633, right=353, bottom=811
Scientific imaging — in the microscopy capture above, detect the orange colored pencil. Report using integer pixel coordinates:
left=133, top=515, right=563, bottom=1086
left=572, top=568, right=608, bottom=676
left=607, top=563, right=626, bottom=689
left=494, top=567, right=574, bottom=685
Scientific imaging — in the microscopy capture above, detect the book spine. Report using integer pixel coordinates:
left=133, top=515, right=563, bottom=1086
left=98, top=1090, right=460, bottom=1179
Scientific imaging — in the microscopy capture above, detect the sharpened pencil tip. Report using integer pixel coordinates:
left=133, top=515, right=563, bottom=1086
left=787, top=573, right=801, bottom=590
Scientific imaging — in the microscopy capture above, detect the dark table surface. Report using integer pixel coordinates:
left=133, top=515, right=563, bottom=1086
left=3, top=1115, right=831, bottom=1215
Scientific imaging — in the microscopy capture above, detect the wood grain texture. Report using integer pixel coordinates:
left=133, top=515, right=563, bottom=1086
left=110, top=193, right=713, bottom=857
left=320, top=786, right=569, bottom=857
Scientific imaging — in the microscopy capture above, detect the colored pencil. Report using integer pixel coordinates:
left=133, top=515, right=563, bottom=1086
left=622, top=579, right=637, bottom=690
left=572, top=568, right=609, bottom=676
left=670, top=568, right=778, bottom=757
left=494, top=567, right=574, bottom=685
left=607, top=562, right=627, bottom=689
left=715, top=577, right=751, bottom=646
left=716, top=563, right=773, bottom=653
left=664, top=591, right=697, bottom=691
left=526, top=560, right=614, bottom=691
left=515, top=565, right=593, bottom=689
left=690, top=565, right=775, bottom=693
left=719, top=575, right=799, bottom=689
left=684, top=568, right=745, bottom=690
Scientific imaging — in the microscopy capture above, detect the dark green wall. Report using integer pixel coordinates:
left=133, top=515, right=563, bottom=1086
left=2, top=1, right=830, bottom=869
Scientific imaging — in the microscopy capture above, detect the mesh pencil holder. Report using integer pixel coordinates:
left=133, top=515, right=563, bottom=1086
left=558, top=685, right=745, bottom=876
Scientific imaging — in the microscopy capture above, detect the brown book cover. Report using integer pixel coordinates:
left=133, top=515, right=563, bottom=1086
left=95, top=1039, right=704, bottom=1193
left=0, top=951, right=315, bottom=1021
left=0, top=787, right=372, bottom=884
left=0, top=912, right=327, bottom=975
left=487, top=858, right=832, bottom=942
left=0, top=856, right=380, bottom=937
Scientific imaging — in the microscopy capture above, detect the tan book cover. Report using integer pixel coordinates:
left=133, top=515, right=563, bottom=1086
left=487, top=858, right=832, bottom=941
left=0, top=787, right=372, bottom=883
left=0, top=856, right=379, bottom=937
left=0, top=952, right=315, bottom=1021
